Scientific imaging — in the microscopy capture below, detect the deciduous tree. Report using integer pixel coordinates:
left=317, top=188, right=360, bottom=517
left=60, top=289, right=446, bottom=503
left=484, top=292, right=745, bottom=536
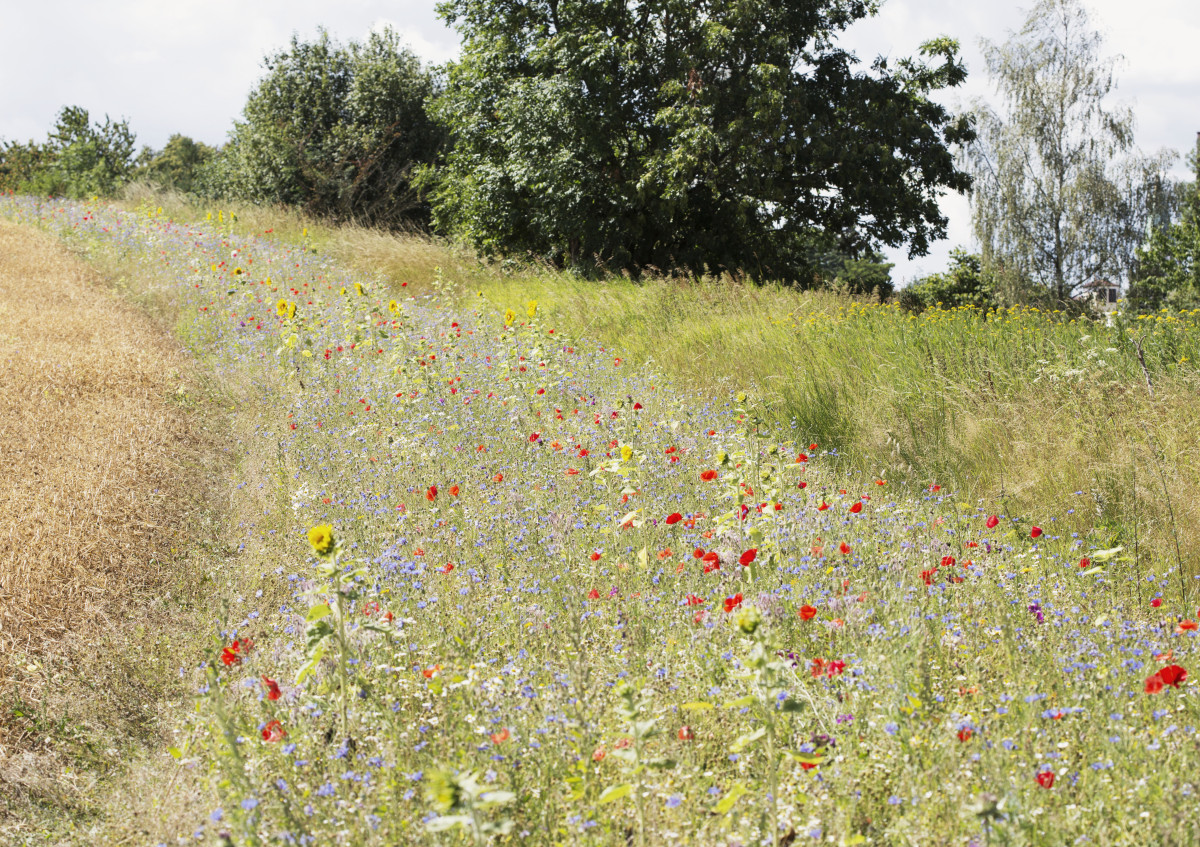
left=426, top=0, right=974, bottom=281
left=964, top=0, right=1175, bottom=303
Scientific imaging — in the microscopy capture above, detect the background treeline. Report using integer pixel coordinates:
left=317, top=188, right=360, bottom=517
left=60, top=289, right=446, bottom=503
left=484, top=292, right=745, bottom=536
left=1, top=0, right=1196, bottom=310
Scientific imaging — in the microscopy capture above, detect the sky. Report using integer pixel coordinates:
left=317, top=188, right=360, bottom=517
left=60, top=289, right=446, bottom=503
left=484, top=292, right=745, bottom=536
left=2, top=0, right=1196, bottom=282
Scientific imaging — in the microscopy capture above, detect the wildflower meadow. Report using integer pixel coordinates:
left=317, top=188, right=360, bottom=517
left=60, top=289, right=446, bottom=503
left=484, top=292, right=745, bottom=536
left=3, top=194, right=1199, bottom=845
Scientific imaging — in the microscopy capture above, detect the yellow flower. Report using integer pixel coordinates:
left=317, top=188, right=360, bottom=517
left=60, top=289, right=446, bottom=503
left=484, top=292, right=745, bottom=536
left=504, top=308, right=516, bottom=326
left=276, top=299, right=290, bottom=317
left=354, top=282, right=365, bottom=296
left=620, top=445, right=633, bottom=462
left=308, top=525, right=335, bottom=556
left=287, top=302, right=296, bottom=319
left=388, top=299, right=399, bottom=314
left=526, top=299, right=538, bottom=318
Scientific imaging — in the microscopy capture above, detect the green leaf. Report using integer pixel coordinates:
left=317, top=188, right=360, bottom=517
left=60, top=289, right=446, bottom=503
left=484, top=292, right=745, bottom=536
left=779, top=697, right=805, bottom=713
left=713, top=782, right=749, bottom=815
left=425, top=814, right=473, bottom=832
left=680, top=701, right=714, bottom=711
left=645, top=758, right=677, bottom=770
left=1091, top=546, right=1124, bottom=562
left=730, top=727, right=766, bottom=752
left=722, top=695, right=755, bottom=709
left=167, top=746, right=183, bottom=760
left=1079, top=565, right=1105, bottom=576
left=306, top=603, right=333, bottom=621
left=598, top=783, right=634, bottom=804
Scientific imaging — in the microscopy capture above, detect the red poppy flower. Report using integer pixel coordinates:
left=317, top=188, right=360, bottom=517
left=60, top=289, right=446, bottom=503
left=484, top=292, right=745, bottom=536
left=957, top=728, right=973, bottom=742
left=849, top=501, right=862, bottom=514
left=587, top=588, right=600, bottom=599
left=702, top=551, right=720, bottom=565
left=262, top=720, right=286, bottom=743
left=941, top=556, right=956, bottom=567
left=261, top=676, right=281, bottom=701
left=810, top=658, right=826, bottom=678
left=723, top=593, right=743, bottom=613
left=440, top=562, right=454, bottom=573
left=529, top=432, right=540, bottom=442
left=739, top=549, right=757, bottom=567
left=798, top=481, right=808, bottom=489
left=809, top=443, right=818, bottom=450
left=986, top=515, right=999, bottom=529
left=818, top=502, right=830, bottom=511
left=839, top=542, right=852, bottom=555
left=426, top=485, right=437, bottom=501
left=422, top=664, right=442, bottom=678
left=930, top=484, right=941, bottom=492
left=490, top=728, right=510, bottom=744
left=1036, top=770, right=1055, bottom=789
left=678, top=725, right=694, bottom=741
left=1159, top=664, right=1187, bottom=687
left=799, top=604, right=817, bottom=620
left=1145, top=673, right=1165, bottom=694
left=493, top=473, right=504, bottom=482
left=449, top=485, right=460, bottom=497
left=220, top=639, right=250, bottom=666
left=1078, top=557, right=1090, bottom=568
left=565, top=467, right=579, bottom=475
left=1030, top=526, right=1042, bottom=538
left=666, top=513, right=683, bottom=525
left=701, top=469, right=718, bottom=481
left=1151, top=597, right=1163, bottom=608
left=590, top=551, right=601, bottom=561
left=796, top=454, right=808, bottom=463
left=1179, top=620, right=1199, bottom=633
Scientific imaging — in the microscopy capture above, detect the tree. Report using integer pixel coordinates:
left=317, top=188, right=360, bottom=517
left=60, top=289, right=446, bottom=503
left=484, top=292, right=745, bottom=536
left=0, top=106, right=137, bottom=198
left=964, top=0, right=1176, bottom=303
left=212, top=28, right=445, bottom=228
left=1127, top=136, right=1200, bottom=312
left=903, top=248, right=995, bottom=311
left=425, top=0, right=974, bottom=281
left=136, top=134, right=216, bottom=193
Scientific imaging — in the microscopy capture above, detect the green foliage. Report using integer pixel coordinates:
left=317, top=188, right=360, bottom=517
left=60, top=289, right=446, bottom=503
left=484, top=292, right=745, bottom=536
left=0, top=106, right=137, bottom=198
left=208, top=27, right=444, bottom=227
left=426, top=0, right=974, bottom=280
left=905, top=248, right=994, bottom=311
left=1128, top=140, right=1200, bottom=312
left=135, top=134, right=216, bottom=194
left=964, top=0, right=1176, bottom=302
left=811, top=246, right=895, bottom=300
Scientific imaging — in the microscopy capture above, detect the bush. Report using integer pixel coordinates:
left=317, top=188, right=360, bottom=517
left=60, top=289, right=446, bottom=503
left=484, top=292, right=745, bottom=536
left=209, top=27, right=444, bottom=229
left=0, top=106, right=136, bottom=198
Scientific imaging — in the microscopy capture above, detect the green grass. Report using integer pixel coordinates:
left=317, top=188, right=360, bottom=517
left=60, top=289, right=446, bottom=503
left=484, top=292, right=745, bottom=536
left=34, top=188, right=1192, bottom=845
left=128, top=185, right=1200, bottom=581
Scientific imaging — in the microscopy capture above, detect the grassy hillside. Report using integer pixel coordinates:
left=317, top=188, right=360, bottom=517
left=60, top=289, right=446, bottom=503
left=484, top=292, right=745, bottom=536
left=124, top=186, right=1200, bottom=584
left=0, top=191, right=1185, bottom=845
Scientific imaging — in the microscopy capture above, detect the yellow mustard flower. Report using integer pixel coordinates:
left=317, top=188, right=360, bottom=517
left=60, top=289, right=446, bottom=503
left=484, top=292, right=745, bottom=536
left=276, top=299, right=290, bottom=318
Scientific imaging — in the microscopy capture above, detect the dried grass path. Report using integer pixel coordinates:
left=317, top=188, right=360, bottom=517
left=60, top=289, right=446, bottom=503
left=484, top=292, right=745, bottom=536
left=0, top=222, right=214, bottom=832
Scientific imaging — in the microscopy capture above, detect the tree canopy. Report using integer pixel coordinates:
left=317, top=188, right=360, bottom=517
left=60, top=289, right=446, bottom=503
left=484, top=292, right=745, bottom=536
left=1127, top=137, right=1200, bottom=312
left=0, top=106, right=137, bottom=198
left=208, top=28, right=445, bottom=227
left=964, top=0, right=1175, bottom=303
left=425, top=0, right=974, bottom=281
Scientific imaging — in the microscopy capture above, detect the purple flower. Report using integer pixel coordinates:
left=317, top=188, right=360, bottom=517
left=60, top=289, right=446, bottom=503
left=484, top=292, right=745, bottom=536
left=1028, top=603, right=1044, bottom=624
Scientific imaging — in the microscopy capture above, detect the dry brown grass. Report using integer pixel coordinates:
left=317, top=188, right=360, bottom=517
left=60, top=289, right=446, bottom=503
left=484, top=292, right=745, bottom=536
left=0, top=222, right=221, bottom=834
